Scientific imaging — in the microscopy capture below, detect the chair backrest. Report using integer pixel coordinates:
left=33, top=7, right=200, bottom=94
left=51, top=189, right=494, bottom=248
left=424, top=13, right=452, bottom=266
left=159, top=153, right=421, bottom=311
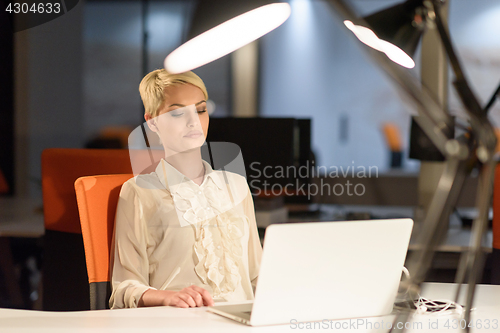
left=75, top=174, right=133, bottom=310
left=492, top=163, right=500, bottom=284
left=41, top=148, right=132, bottom=310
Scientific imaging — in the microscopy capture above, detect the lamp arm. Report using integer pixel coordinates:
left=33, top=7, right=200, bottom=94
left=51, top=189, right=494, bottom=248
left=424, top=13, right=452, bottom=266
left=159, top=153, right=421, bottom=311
left=483, top=81, right=500, bottom=114
left=391, top=155, right=469, bottom=333
left=428, top=1, right=466, bottom=83
left=428, top=2, right=497, bottom=328
left=431, top=0, right=496, bottom=154
left=454, top=158, right=496, bottom=328
left=327, top=1, right=493, bottom=332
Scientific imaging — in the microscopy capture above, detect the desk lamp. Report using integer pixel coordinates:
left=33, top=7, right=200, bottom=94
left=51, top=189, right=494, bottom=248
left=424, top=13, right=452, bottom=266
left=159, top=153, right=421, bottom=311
left=330, top=0, right=496, bottom=331
left=345, top=0, right=455, bottom=162
left=164, top=0, right=290, bottom=74
left=343, top=0, right=426, bottom=69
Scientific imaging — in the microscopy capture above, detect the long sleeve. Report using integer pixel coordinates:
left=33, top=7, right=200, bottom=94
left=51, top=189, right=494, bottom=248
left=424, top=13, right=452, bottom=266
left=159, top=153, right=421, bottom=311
left=109, top=181, right=155, bottom=309
left=109, top=163, right=262, bottom=307
left=244, top=187, right=262, bottom=290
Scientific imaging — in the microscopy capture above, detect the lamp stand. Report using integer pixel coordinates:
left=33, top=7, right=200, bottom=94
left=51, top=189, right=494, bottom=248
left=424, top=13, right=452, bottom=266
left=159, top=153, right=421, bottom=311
left=416, top=0, right=449, bottom=229
left=327, top=1, right=497, bottom=332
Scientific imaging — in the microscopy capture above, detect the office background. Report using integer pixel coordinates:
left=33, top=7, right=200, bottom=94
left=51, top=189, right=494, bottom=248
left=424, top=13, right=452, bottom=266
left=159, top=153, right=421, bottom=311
left=3, top=0, right=499, bottom=199
left=1, top=0, right=500, bottom=312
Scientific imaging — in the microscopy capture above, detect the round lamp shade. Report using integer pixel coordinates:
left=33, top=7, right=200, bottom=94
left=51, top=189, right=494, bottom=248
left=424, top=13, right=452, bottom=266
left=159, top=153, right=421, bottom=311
left=165, top=1, right=291, bottom=74
left=345, top=0, right=426, bottom=68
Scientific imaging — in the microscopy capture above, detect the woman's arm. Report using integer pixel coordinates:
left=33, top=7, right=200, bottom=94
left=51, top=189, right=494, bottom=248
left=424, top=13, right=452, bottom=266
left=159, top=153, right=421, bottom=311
left=139, top=286, right=214, bottom=308
left=109, top=181, right=154, bottom=308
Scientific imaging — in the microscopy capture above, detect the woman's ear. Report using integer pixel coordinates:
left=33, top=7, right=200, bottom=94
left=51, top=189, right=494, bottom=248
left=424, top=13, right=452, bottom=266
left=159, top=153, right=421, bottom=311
left=145, top=113, right=158, bottom=132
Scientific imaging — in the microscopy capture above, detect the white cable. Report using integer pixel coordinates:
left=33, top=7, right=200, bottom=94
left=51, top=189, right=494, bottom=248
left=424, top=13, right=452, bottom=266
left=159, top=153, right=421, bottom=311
left=414, top=296, right=464, bottom=316
left=400, top=267, right=464, bottom=316
left=402, top=266, right=410, bottom=280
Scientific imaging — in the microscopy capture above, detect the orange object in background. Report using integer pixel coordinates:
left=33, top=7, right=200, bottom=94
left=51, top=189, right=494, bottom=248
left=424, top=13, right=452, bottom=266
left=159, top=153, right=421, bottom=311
left=75, top=174, right=133, bottom=310
left=493, top=164, right=500, bottom=250
left=492, top=164, right=500, bottom=284
left=0, top=168, right=8, bottom=194
left=42, top=149, right=132, bottom=234
left=382, top=123, right=403, bottom=168
left=494, top=128, right=500, bottom=153
left=382, top=123, right=403, bottom=152
left=99, top=126, right=133, bottom=148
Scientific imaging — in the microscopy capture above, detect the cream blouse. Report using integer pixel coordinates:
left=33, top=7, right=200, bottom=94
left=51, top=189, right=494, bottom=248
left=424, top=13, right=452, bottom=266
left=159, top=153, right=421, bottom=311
left=109, top=159, right=262, bottom=309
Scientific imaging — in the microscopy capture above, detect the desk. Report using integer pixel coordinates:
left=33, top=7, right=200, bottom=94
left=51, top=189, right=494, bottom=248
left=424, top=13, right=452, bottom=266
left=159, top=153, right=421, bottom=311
left=0, top=197, right=44, bottom=308
left=0, top=283, right=499, bottom=332
left=278, top=205, right=492, bottom=282
left=0, top=197, right=44, bottom=238
left=286, top=205, right=493, bottom=254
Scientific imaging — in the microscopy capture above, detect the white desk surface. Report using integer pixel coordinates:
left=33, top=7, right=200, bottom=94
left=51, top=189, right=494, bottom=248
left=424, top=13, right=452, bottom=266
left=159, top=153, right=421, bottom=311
left=0, top=197, right=44, bottom=238
left=0, top=283, right=499, bottom=333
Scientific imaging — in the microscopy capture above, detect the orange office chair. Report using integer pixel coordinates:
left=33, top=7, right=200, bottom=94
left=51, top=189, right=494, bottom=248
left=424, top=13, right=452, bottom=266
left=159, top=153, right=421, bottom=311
left=41, top=148, right=133, bottom=310
left=75, top=174, right=133, bottom=309
left=492, top=163, right=500, bottom=284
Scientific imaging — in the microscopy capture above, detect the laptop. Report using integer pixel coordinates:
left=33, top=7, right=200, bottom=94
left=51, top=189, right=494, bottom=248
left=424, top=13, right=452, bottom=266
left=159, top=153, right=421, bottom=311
left=207, top=218, right=413, bottom=326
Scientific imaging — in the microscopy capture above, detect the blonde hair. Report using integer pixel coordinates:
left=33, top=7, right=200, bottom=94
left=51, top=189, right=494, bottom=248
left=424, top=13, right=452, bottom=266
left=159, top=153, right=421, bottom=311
left=139, top=69, right=208, bottom=118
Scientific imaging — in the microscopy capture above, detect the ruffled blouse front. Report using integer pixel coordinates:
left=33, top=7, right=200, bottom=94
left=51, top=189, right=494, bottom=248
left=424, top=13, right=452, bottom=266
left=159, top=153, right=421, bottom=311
left=169, top=166, right=248, bottom=299
left=110, top=159, right=262, bottom=308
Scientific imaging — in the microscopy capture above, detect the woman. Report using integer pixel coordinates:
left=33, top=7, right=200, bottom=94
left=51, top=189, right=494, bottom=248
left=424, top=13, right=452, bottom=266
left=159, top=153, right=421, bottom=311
left=109, top=69, right=262, bottom=309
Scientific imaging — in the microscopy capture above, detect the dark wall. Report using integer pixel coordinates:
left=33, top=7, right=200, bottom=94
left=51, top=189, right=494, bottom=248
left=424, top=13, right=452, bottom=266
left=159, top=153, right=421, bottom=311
left=14, top=1, right=84, bottom=197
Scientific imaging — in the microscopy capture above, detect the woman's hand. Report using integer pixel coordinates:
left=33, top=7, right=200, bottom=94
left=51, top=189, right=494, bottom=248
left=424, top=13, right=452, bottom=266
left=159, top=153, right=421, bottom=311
left=139, top=286, right=215, bottom=308
left=164, top=285, right=215, bottom=308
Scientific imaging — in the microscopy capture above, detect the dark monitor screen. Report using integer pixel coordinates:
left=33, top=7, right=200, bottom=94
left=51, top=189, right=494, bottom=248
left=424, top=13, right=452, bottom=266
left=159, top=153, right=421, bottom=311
left=206, top=117, right=311, bottom=195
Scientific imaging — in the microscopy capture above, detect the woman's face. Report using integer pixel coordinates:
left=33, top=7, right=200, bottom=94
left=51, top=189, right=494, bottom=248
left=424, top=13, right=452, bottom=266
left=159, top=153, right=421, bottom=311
left=147, top=84, right=209, bottom=155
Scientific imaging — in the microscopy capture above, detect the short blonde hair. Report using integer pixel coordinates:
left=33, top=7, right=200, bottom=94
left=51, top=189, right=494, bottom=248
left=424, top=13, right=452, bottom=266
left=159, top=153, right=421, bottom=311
left=139, top=69, right=208, bottom=118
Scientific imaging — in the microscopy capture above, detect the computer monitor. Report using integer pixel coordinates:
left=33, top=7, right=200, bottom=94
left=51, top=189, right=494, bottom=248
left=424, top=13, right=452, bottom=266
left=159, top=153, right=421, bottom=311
left=206, top=117, right=312, bottom=202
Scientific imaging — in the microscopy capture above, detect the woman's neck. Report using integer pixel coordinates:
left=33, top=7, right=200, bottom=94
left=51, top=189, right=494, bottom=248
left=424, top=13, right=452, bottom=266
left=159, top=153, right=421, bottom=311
left=164, top=149, right=205, bottom=186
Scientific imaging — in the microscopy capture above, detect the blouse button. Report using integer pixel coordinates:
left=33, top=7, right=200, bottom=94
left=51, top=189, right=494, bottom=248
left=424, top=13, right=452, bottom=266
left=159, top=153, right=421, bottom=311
left=219, top=266, right=224, bottom=271
left=198, top=191, right=202, bottom=195
left=217, top=245, right=221, bottom=249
